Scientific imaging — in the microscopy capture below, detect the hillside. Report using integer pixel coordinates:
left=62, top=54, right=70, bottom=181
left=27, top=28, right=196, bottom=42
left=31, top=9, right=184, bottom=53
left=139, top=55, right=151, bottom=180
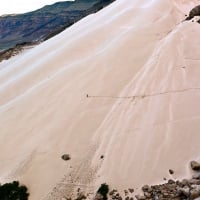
left=0, top=0, right=115, bottom=52
left=0, top=0, right=200, bottom=199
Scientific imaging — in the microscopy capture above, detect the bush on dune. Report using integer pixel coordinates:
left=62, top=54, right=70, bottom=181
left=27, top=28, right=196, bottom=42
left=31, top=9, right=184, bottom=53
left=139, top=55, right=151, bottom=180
left=97, top=183, right=109, bottom=200
left=0, top=181, right=29, bottom=200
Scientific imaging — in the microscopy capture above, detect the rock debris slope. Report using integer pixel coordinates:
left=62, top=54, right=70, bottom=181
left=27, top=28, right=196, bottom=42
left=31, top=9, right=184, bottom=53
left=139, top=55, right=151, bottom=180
left=0, top=0, right=200, bottom=199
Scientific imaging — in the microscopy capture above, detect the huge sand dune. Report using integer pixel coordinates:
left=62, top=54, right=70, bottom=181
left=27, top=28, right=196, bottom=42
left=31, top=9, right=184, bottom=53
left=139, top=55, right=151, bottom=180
left=0, top=0, right=200, bottom=199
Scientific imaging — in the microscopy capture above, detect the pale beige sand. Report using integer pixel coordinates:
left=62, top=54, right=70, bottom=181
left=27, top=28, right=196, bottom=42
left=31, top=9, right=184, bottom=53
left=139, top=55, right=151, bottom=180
left=0, top=0, right=200, bottom=199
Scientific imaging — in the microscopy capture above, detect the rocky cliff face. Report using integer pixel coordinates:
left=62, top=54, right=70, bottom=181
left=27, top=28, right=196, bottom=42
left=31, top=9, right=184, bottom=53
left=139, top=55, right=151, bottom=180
left=0, top=0, right=114, bottom=52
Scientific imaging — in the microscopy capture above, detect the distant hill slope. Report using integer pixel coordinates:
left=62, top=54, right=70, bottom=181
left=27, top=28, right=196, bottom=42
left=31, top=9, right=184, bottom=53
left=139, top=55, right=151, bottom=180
left=0, top=0, right=114, bottom=52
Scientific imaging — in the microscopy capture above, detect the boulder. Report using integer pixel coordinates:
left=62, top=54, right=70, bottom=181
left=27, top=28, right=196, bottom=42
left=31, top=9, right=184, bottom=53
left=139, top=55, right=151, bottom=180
left=193, top=174, right=200, bottom=179
left=190, top=189, right=200, bottom=200
left=128, top=188, right=134, bottom=193
left=61, top=154, right=71, bottom=161
left=178, top=187, right=190, bottom=197
left=191, top=161, right=200, bottom=171
left=142, top=185, right=151, bottom=192
left=168, top=179, right=175, bottom=184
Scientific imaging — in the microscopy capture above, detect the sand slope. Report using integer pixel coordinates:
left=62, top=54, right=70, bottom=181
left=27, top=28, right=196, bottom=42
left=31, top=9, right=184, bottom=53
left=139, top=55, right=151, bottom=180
left=0, top=0, right=200, bottom=199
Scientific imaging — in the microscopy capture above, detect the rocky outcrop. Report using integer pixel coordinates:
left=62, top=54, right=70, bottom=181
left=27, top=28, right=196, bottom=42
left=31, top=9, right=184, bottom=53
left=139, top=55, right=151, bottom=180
left=185, top=5, right=200, bottom=20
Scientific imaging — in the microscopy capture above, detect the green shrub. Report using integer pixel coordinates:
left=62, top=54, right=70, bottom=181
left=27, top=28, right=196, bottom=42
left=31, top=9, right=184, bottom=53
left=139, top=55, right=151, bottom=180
left=97, top=183, right=109, bottom=200
left=0, top=181, right=29, bottom=200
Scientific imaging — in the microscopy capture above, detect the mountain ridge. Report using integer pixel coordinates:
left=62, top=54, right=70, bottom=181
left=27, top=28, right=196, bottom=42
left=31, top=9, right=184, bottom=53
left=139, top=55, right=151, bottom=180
left=0, top=0, right=115, bottom=54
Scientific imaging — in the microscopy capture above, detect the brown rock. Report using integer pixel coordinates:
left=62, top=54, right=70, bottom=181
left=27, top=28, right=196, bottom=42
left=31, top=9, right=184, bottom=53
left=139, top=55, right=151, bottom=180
left=61, top=154, right=71, bottom=161
left=190, top=189, right=200, bottom=200
left=189, top=179, right=200, bottom=185
left=142, top=185, right=151, bottom=192
left=115, top=193, right=120, bottom=197
left=163, top=192, right=170, bottom=198
left=144, top=192, right=151, bottom=198
left=191, top=161, right=200, bottom=171
left=178, top=187, right=190, bottom=197
left=168, top=179, right=175, bottom=184
left=135, top=195, right=146, bottom=200
left=109, top=190, right=115, bottom=196
left=181, top=179, right=190, bottom=186
left=124, top=190, right=128, bottom=195
left=128, top=188, right=134, bottom=193
left=193, top=174, right=200, bottom=179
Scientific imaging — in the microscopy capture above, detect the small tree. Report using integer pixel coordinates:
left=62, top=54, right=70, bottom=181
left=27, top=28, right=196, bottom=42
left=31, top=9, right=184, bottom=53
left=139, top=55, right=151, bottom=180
left=97, top=183, right=109, bottom=200
left=0, top=181, right=29, bottom=200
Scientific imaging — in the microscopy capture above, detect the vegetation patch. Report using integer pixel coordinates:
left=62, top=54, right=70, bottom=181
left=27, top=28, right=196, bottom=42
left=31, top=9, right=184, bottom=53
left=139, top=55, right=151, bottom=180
left=0, top=181, right=29, bottom=200
left=97, top=183, right=109, bottom=200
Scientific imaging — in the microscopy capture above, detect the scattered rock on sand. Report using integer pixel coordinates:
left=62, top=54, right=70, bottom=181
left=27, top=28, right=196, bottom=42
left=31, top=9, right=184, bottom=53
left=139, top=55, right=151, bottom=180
left=59, top=161, right=200, bottom=200
left=61, top=154, right=71, bottom=161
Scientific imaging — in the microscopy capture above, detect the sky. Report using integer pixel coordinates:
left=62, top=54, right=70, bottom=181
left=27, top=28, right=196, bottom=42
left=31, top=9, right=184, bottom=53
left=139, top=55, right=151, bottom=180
left=0, top=0, right=74, bottom=15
